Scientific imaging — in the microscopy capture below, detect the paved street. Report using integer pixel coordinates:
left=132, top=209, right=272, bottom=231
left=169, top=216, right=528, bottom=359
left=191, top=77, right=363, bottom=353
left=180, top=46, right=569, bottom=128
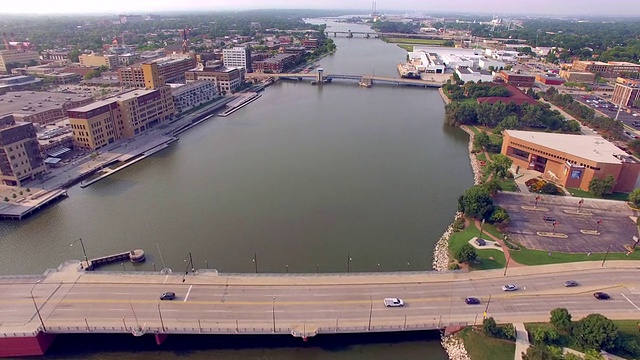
left=497, top=192, right=638, bottom=253
left=2, top=261, right=640, bottom=337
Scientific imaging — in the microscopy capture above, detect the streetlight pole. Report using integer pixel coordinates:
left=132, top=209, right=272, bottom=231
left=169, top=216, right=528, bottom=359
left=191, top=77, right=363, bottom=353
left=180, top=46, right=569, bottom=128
left=602, top=245, right=612, bottom=267
left=189, top=252, right=194, bottom=274
left=483, top=294, right=492, bottom=319
left=272, top=296, right=276, bottom=333
left=368, top=294, right=373, bottom=331
left=70, top=238, right=89, bottom=268
left=30, top=280, right=46, bottom=332
left=205, top=260, right=209, bottom=269
left=503, top=252, right=511, bottom=277
left=157, top=303, right=165, bottom=332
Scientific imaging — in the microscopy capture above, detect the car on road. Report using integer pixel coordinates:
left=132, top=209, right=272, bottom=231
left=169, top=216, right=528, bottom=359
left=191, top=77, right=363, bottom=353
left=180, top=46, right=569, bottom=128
left=594, top=292, right=610, bottom=300
left=465, top=297, right=481, bottom=305
left=384, top=298, right=404, bottom=307
left=160, top=292, right=176, bottom=300
left=563, top=280, right=579, bottom=287
left=542, top=216, right=556, bottom=222
left=502, top=284, right=518, bottom=292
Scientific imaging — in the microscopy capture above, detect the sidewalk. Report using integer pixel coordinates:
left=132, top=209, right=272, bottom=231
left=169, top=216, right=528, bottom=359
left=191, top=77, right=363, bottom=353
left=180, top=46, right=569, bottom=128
left=514, top=322, right=530, bottom=360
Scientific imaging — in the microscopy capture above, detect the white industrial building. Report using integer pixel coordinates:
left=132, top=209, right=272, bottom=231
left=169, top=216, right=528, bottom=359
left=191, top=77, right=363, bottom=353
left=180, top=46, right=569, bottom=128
left=455, top=68, right=495, bottom=83
left=408, top=51, right=446, bottom=73
left=479, top=58, right=506, bottom=71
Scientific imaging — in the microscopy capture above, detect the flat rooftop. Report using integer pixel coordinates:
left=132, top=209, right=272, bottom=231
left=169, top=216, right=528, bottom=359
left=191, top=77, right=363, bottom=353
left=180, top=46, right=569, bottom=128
left=0, top=91, right=92, bottom=117
left=506, top=130, right=638, bottom=164
left=70, top=88, right=157, bottom=112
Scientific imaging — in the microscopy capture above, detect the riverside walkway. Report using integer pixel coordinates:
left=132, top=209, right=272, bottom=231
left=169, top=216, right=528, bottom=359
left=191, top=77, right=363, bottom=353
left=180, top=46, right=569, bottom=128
left=2, top=260, right=640, bottom=357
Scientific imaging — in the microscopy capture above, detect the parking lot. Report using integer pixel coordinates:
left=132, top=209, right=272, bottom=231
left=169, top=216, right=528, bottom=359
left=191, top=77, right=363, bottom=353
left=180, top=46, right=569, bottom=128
left=573, top=95, right=640, bottom=138
left=496, top=192, right=637, bottom=253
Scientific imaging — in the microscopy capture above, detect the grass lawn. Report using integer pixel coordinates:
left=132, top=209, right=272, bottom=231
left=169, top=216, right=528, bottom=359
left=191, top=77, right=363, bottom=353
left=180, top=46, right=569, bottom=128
left=386, top=38, right=445, bottom=45
left=498, top=178, right=518, bottom=192
left=567, top=188, right=629, bottom=202
left=396, top=44, right=414, bottom=51
left=468, top=126, right=481, bottom=135
left=458, top=327, right=515, bottom=360
left=476, top=153, right=487, bottom=162
left=508, top=243, right=640, bottom=265
left=449, top=218, right=506, bottom=270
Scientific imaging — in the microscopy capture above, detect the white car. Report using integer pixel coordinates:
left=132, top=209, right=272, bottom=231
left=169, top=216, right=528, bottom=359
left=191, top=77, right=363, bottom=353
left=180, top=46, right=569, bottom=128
left=502, top=284, right=518, bottom=292
left=383, top=298, right=405, bottom=307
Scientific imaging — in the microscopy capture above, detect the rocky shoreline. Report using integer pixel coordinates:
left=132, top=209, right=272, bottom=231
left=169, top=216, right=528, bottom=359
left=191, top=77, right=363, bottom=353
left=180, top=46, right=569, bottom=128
left=434, top=88, right=480, bottom=359
left=441, top=334, right=472, bottom=360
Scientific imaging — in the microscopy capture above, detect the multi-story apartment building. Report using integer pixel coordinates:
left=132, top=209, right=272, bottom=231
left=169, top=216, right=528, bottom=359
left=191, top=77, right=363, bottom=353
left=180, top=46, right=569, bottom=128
left=41, top=49, right=71, bottom=61
left=611, top=78, right=640, bottom=108
left=572, top=60, right=640, bottom=78
left=79, top=53, right=118, bottom=70
left=0, top=114, right=46, bottom=186
left=0, top=91, right=94, bottom=125
left=559, top=70, right=596, bottom=84
left=222, top=47, right=252, bottom=72
left=0, top=50, right=40, bottom=74
left=68, top=87, right=174, bottom=150
left=185, top=65, right=245, bottom=94
left=171, top=81, right=218, bottom=114
left=118, top=56, right=195, bottom=87
left=252, top=53, right=300, bottom=73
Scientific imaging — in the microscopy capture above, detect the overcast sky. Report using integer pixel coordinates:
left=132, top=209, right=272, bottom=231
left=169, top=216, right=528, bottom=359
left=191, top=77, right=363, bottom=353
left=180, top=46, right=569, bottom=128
left=2, top=0, right=638, bottom=16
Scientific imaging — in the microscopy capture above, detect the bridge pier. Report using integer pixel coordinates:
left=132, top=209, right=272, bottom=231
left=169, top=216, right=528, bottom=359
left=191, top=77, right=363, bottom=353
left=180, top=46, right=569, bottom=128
left=155, top=333, right=169, bottom=345
left=0, top=332, right=56, bottom=358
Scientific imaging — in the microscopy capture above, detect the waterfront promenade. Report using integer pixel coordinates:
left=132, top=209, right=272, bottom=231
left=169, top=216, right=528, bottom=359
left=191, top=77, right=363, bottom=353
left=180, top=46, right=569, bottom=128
left=2, top=261, right=640, bottom=357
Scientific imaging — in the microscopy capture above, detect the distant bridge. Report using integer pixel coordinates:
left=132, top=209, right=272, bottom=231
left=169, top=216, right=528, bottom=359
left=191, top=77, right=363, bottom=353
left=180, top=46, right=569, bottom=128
left=328, top=30, right=462, bottom=40
left=247, top=72, right=444, bottom=88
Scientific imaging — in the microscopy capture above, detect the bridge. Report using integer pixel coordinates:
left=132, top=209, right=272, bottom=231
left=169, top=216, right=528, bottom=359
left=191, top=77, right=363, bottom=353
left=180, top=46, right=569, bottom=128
left=328, top=30, right=464, bottom=40
left=247, top=72, right=444, bottom=88
left=2, top=260, right=640, bottom=357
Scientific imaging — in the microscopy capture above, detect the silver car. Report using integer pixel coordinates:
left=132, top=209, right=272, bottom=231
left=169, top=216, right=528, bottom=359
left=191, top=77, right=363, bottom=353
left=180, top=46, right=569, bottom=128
left=501, top=284, right=518, bottom=292
left=383, top=298, right=404, bottom=307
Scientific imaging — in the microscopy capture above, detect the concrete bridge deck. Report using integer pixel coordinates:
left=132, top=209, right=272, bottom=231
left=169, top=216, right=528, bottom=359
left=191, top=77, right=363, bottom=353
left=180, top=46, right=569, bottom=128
left=247, top=72, right=445, bottom=87
left=2, top=260, right=640, bottom=357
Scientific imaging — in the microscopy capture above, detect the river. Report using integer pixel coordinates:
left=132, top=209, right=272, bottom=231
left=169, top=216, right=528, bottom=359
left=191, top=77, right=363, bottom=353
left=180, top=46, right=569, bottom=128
left=1, top=19, right=473, bottom=359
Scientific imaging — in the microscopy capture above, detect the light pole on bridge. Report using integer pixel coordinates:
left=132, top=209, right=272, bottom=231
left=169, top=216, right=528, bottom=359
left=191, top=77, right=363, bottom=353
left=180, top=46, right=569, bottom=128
left=272, top=296, right=276, bottom=333
left=70, top=238, right=89, bottom=268
left=30, top=280, right=46, bottom=332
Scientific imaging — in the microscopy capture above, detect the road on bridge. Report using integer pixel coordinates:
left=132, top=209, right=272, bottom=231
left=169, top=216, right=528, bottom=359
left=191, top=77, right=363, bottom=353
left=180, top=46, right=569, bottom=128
left=2, top=261, right=640, bottom=337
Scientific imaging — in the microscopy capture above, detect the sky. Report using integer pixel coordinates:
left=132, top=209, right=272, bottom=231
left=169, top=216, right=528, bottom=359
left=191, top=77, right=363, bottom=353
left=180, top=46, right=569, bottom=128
left=1, top=0, right=639, bottom=16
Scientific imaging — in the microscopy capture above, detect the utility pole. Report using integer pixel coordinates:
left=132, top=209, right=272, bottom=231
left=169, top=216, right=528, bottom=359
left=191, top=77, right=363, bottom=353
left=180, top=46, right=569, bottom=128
left=272, top=297, right=276, bottom=333
left=70, top=238, right=89, bottom=268
left=601, top=245, right=612, bottom=267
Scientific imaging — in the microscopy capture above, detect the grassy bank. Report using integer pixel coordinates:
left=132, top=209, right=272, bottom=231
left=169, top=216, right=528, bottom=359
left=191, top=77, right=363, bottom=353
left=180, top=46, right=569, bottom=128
left=449, top=218, right=506, bottom=270
left=386, top=38, right=446, bottom=45
left=566, top=187, right=629, bottom=201
left=457, top=327, right=515, bottom=360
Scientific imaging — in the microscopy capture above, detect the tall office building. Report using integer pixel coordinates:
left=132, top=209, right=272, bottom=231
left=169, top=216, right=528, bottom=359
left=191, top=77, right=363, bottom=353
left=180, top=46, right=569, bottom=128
left=222, top=47, right=252, bottom=73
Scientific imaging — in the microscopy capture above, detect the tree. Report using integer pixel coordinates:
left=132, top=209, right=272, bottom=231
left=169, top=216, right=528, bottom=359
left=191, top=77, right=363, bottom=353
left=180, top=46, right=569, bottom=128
left=550, top=308, right=572, bottom=332
left=458, top=185, right=495, bottom=220
left=473, top=132, right=491, bottom=150
left=588, top=175, right=616, bottom=197
left=522, top=344, right=561, bottom=360
left=629, top=188, right=640, bottom=208
left=487, top=154, right=513, bottom=179
left=483, top=317, right=499, bottom=337
left=483, top=178, right=502, bottom=197
left=455, top=243, right=478, bottom=263
left=573, top=313, right=619, bottom=351
left=490, top=206, right=510, bottom=225
left=583, top=349, right=605, bottom=360
left=531, top=327, right=559, bottom=344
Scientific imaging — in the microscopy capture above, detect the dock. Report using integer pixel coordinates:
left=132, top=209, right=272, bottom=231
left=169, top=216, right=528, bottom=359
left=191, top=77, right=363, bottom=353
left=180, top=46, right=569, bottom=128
left=0, top=189, right=68, bottom=220
left=82, top=249, right=145, bottom=271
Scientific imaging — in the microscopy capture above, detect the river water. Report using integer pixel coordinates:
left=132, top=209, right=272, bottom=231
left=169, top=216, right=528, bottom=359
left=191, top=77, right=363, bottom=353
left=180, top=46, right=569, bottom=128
left=2, top=19, right=472, bottom=359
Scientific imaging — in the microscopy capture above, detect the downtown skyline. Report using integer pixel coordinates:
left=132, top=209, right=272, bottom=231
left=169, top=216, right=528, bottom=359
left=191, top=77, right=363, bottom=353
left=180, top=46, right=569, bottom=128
left=1, top=0, right=639, bottom=16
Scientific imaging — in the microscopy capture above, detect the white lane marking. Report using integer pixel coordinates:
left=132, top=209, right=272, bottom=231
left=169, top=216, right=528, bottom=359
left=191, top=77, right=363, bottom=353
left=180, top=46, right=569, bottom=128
left=108, top=309, right=126, bottom=311
left=163, top=309, right=179, bottom=312
left=113, top=293, right=130, bottom=295
left=621, top=293, right=640, bottom=311
left=0, top=310, right=16, bottom=312
left=184, top=285, right=193, bottom=302
left=163, top=275, right=169, bottom=284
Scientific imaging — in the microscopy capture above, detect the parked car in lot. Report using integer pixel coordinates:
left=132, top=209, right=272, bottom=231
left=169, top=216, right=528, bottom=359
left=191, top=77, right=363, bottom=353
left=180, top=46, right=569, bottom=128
left=160, top=292, right=176, bottom=300
left=502, top=284, right=518, bottom=292
left=563, top=280, right=579, bottom=287
left=594, top=292, right=610, bottom=300
left=543, top=216, right=556, bottom=222
left=465, top=297, right=481, bottom=305
left=384, top=298, right=404, bottom=307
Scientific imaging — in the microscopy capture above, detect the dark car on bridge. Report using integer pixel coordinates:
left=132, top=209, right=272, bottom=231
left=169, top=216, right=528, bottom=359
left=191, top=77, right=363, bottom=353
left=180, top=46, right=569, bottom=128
left=594, top=292, right=610, bottom=300
left=465, top=297, right=481, bottom=305
left=160, top=292, right=176, bottom=300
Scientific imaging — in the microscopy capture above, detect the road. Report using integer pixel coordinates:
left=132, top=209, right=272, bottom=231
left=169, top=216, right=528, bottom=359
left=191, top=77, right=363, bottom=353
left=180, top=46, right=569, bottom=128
left=2, top=261, right=640, bottom=337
